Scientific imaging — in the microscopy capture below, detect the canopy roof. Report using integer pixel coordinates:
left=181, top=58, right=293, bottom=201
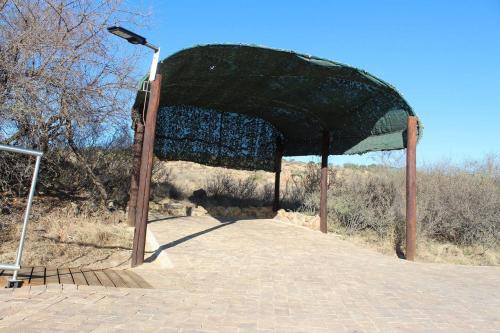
left=134, top=44, right=421, bottom=171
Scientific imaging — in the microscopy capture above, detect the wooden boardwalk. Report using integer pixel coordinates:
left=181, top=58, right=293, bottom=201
left=0, top=267, right=152, bottom=289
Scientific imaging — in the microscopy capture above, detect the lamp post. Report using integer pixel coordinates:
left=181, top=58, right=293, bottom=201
left=107, top=26, right=161, bottom=237
left=107, top=26, right=160, bottom=82
left=107, top=27, right=163, bottom=266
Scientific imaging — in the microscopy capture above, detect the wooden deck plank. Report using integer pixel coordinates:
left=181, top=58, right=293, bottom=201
left=30, top=267, right=45, bottom=285
left=17, top=266, right=33, bottom=281
left=115, top=270, right=140, bottom=288
left=58, top=268, right=74, bottom=285
left=45, top=267, right=59, bottom=285
left=103, top=270, right=127, bottom=288
left=0, top=270, right=6, bottom=287
left=69, top=268, right=88, bottom=286
left=0, top=266, right=152, bottom=289
left=94, top=270, right=115, bottom=287
left=81, top=269, right=101, bottom=287
left=122, top=270, right=153, bottom=289
left=0, top=268, right=27, bottom=278
left=0, top=268, right=28, bottom=286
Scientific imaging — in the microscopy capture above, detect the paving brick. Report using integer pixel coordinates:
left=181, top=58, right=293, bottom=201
left=0, top=216, right=498, bottom=332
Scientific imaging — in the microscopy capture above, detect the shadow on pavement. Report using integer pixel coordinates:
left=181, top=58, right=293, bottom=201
left=144, top=218, right=239, bottom=263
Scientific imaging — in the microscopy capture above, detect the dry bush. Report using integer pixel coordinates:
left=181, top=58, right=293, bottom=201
left=417, top=160, right=500, bottom=248
left=323, top=170, right=402, bottom=237
left=238, top=176, right=259, bottom=200
left=206, top=173, right=237, bottom=198
left=0, top=0, right=146, bottom=205
left=298, top=157, right=500, bottom=252
left=1, top=128, right=133, bottom=210
left=205, top=172, right=270, bottom=206
left=0, top=152, right=36, bottom=196
left=281, top=162, right=320, bottom=209
left=261, top=183, right=274, bottom=204
left=150, top=159, right=183, bottom=200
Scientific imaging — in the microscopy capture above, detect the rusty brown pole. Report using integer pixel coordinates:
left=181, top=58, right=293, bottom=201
left=406, top=116, right=417, bottom=261
left=127, top=120, right=145, bottom=226
left=273, top=142, right=283, bottom=212
left=320, top=130, right=330, bottom=234
left=131, top=74, right=162, bottom=267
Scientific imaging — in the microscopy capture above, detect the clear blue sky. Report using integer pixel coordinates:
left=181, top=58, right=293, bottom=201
left=134, top=0, right=499, bottom=166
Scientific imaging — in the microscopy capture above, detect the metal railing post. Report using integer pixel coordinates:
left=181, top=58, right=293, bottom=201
left=0, top=144, right=43, bottom=288
left=10, top=155, right=41, bottom=282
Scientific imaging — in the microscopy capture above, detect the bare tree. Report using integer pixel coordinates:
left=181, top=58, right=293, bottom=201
left=0, top=0, right=147, bottom=202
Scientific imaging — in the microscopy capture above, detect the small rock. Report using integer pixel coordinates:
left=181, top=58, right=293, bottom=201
left=164, top=202, right=187, bottom=216
left=256, top=206, right=274, bottom=219
left=149, top=202, right=161, bottom=211
left=190, top=205, right=208, bottom=216
left=275, top=209, right=320, bottom=231
left=158, top=198, right=171, bottom=205
left=305, top=215, right=320, bottom=230
left=107, top=201, right=116, bottom=211
left=276, top=209, right=288, bottom=218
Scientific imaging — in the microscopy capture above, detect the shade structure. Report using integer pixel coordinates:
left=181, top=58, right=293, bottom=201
left=133, top=44, right=421, bottom=171
left=129, top=45, right=422, bottom=265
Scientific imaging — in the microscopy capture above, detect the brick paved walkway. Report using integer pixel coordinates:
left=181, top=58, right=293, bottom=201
left=1, top=216, right=499, bottom=332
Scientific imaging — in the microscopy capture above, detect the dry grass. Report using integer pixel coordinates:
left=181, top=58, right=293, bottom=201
left=344, top=230, right=500, bottom=266
left=150, top=159, right=313, bottom=200
left=0, top=198, right=132, bottom=269
left=297, top=158, right=500, bottom=266
left=1, top=156, right=498, bottom=268
left=151, top=157, right=499, bottom=266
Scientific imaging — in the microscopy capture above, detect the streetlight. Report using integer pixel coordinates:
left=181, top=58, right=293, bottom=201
left=107, top=26, right=160, bottom=82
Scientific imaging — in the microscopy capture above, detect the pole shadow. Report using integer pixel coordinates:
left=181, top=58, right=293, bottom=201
left=144, top=219, right=238, bottom=263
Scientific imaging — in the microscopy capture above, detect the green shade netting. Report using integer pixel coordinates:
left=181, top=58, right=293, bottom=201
left=133, top=44, right=421, bottom=171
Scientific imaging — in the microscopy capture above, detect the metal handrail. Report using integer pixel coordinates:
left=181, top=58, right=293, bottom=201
left=0, top=144, right=43, bottom=157
left=0, top=144, right=43, bottom=287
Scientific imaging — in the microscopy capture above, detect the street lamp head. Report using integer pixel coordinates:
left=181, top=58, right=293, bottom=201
left=107, top=26, right=160, bottom=81
left=107, top=26, right=147, bottom=45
